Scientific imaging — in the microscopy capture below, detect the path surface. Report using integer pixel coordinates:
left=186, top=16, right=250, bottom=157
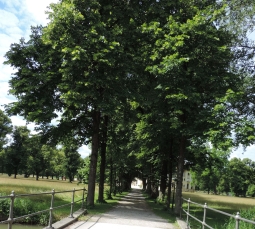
left=65, top=189, right=177, bottom=229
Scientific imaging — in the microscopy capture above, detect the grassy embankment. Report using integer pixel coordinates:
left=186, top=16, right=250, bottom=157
left=0, top=174, right=127, bottom=225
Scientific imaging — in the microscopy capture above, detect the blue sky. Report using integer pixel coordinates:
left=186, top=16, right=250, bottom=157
left=0, top=0, right=254, bottom=161
left=0, top=0, right=90, bottom=157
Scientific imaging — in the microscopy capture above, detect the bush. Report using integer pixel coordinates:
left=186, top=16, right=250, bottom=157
left=246, top=184, right=255, bottom=197
left=224, top=208, right=255, bottom=229
left=0, top=195, right=9, bottom=220
left=0, top=196, right=51, bottom=226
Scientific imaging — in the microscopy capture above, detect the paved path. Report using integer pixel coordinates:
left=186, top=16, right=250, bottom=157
left=65, top=189, right=177, bottom=229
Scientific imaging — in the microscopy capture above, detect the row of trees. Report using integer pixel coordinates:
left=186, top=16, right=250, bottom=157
left=2, top=0, right=255, bottom=215
left=0, top=110, right=82, bottom=181
left=192, top=155, right=255, bottom=197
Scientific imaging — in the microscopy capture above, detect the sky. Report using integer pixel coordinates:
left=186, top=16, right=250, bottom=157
left=0, top=0, right=255, bottom=161
left=0, top=0, right=91, bottom=158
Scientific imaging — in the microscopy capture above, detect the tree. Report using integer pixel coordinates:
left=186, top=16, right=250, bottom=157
left=139, top=1, right=242, bottom=214
left=0, top=110, right=12, bottom=150
left=5, top=126, right=30, bottom=178
left=63, top=144, right=82, bottom=182
left=51, top=149, right=66, bottom=180
left=4, top=1, right=137, bottom=206
left=98, top=115, right=108, bottom=203
left=228, top=158, right=251, bottom=196
left=190, top=145, right=229, bottom=194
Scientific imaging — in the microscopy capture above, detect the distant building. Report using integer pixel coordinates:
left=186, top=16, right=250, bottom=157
left=182, top=170, right=194, bottom=192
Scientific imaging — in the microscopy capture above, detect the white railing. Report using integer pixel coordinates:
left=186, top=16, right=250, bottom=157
left=0, top=188, right=87, bottom=229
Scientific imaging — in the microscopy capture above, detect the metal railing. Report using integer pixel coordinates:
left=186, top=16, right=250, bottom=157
left=181, top=197, right=255, bottom=229
left=0, top=188, right=87, bottom=229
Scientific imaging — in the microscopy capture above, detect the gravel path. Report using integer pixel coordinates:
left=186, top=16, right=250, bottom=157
left=66, top=189, right=177, bottom=229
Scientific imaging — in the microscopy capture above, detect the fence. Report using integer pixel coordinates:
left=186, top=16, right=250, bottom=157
left=0, top=188, right=87, bottom=229
left=181, top=197, right=255, bottom=229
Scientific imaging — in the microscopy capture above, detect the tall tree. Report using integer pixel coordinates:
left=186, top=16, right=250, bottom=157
left=140, top=1, right=242, bottom=214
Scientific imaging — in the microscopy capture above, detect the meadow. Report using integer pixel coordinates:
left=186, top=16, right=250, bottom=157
left=0, top=174, right=126, bottom=226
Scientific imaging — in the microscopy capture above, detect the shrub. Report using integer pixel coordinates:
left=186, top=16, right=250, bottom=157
left=224, top=208, right=255, bottom=229
left=0, top=197, right=51, bottom=226
left=246, top=184, right=255, bottom=197
left=0, top=196, right=9, bottom=219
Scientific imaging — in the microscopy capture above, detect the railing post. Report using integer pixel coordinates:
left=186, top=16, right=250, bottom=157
left=235, top=212, right=240, bottom=229
left=186, top=198, right=190, bottom=229
left=81, top=188, right=85, bottom=210
left=202, top=203, right=207, bottom=229
left=48, top=189, right=55, bottom=229
left=69, top=188, right=75, bottom=218
left=8, top=191, right=15, bottom=229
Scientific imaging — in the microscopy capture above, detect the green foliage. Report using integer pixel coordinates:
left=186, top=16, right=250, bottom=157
left=5, top=126, right=30, bottom=177
left=224, top=208, right=255, bottom=229
left=0, top=194, right=9, bottom=219
left=0, top=110, right=12, bottom=150
left=77, top=156, right=90, bottom=184
left=228, top=158, right=251, bottom=196
left=0, top=196, right=51, bottom=225
left=190, top=145, right=229, bottom=194
left=63, top=143, right=82, bottom=182
left=246, top=184, right=255, bottom=197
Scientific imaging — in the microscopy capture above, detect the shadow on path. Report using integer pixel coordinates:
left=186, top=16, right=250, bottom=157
left=65, top=188, right=177, bottom=229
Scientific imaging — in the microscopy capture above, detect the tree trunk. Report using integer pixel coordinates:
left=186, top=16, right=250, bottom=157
left=36, top=172, right=39, bottom=180
left=108, top=156, right=113, bottom=199
left=167, top=139, right=173, bottom=210
left=98, top=115, right=108, bottom=203
left=174, top=136, right=186, bottom=215
left=87, top=110, right=101, bottom=207
left=151, top=181, right=159, bottom=199
left=146, top=177, right=152, bottom=194
left=14, top=167, right=17, bottom=179
left=159, top=157, right=168, bottom=201
left=142, top=177, right=147, bottom=190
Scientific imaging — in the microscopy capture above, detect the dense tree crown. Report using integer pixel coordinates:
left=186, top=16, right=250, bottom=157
left=3, top=0, right=255, bottom=213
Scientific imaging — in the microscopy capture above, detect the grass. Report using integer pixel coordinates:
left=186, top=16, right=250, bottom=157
left=182, top=191, right=255, bottom=228
left=143, top=192, right=180, bottom=228
left=0, top=174, right=127, bottom=225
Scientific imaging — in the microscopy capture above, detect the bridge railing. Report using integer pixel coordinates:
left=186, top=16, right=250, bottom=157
left=0, top=187, right=87, bottom=229
left=181, top=197, right=255, bottom=229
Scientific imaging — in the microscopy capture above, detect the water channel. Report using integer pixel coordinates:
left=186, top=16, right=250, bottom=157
left=0, top=224, right=41, bottom=229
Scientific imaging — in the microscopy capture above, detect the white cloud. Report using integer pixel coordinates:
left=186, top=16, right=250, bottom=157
left=78, top=145, right=91, bottom=158
left=25, top=0, right=59, bottom=26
